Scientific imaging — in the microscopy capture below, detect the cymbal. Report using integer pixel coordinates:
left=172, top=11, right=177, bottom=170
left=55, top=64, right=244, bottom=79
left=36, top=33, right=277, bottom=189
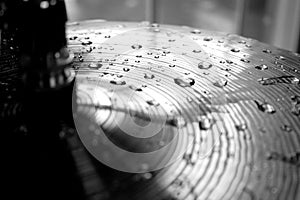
left=68, top=20, right=300, bottom=200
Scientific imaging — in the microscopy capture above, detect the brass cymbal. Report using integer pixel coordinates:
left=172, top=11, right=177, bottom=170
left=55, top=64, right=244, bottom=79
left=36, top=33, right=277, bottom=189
left=68, top=20, right=300, bottom=200
left=1, top=18, right=299, bottom=200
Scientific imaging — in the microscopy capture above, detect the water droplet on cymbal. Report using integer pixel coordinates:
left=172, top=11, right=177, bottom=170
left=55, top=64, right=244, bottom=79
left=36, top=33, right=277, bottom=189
left=174, top=77, right=195, bottom=87
left=255, top=64, right=268, bottom=70
left=254, top=100, right=276, bottom=114
left=110, top=80, right=126, bottom=85
left=131, top=44, right=142, bottom=49
left=213, top=79, right=228, bottom=88
left=144, top=74, right=155, bottom=79
left=191, top=29, right=201, bottom=34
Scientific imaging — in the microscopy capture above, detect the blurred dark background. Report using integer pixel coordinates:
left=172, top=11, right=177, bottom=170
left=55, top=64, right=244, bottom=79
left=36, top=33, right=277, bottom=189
left=65, top=0, right=300, bottom=52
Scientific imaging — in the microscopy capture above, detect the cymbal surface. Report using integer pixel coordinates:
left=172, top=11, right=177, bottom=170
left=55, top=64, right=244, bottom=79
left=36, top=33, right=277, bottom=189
left=68, top=20, right=300, bottom=200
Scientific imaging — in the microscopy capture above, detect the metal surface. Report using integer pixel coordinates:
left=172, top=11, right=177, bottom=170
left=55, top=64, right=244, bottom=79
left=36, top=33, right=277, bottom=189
left=1, top=20, right=300, bottom=200
left=68, top=20, right=300, bottom=200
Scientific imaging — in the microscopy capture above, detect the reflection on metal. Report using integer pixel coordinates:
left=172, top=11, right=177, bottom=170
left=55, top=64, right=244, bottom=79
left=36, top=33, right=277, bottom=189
left=66, top=20, right=300, bottom=200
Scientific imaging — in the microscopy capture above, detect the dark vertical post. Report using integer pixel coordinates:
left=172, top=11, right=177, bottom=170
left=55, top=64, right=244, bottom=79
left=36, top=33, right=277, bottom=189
left=146, top=0, right=158, bottom=23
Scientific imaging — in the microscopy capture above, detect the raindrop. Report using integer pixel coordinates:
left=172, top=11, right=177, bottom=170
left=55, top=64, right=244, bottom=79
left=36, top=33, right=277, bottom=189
left=291, top=77, right=299, bottom=85
left=186, top=97, right=193, bottom=102
left=226, top=60, right=233, bottom=64
left=169, top=64, right=176, bottom=68
left=266, top=152, right=281, bottom=160
left=86, top=46, right=93, bottom=53
left=262, top=49, right=272, bottom=54
left=144, top=74, right=155, bottom=79
left=131, top=44, right=142, bottom=49
left=257, top=77, right=276, bottom=85
left=213, top=79, right=228, bottom=88
left=191, top=29, right=201, bottom=34
left=231, top=48, right=240, bottom=53
left=280, top=125, right=292, bottom=132
left=158, top=140, right=165, bottom=147
left=168, top=116, right=186, bottom=128
left=275, top=55, right=286, bottom=60
left=88, top=63, right=102, bottom=69
left=235, top=123, right=248, bottom=131
left=129, top=85, right=142, bottom=91
left=151, top=23, right=160, bottom=27
left=154, top=55, right=160, bottom=59
left=40, top=1, right=49, bottom=9
left=254, top=100, right=276, bottom=114
left=193, top=49, right=202, bottom=53
left=291, top=95, right=300, bottom=116
left=81, top=41, right=93, bottom=45
left=123, top=67, right=130, bottom=72
left=142, top=173, right=152, bottom=180
left=174, top=77, right=195, bottom=87
left=110, top=80, right=126, bottom=85
left=255, top=64, right=268, bottom=70
left=146, top=99, right=160, bottom=106
left=69, top=36, right=78, bottom=40
left=241, top=58, right=250, bottom=63
left=203, top=37, right=213, bottom=41
left=199, top=115, right=214, bottom=130
left=291, top=95, right=300, bottom=104
left=198, top=61, right=213, bottom=69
